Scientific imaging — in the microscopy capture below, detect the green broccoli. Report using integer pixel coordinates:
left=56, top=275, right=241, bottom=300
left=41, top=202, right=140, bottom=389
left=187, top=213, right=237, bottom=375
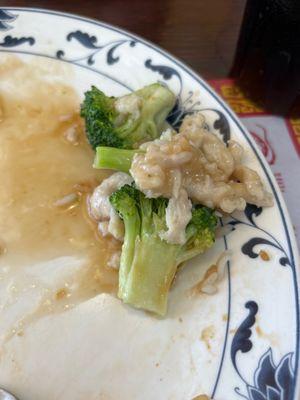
left=80, top=83, right=176, bottom=150
left=110, top=184, right=217, bottom=316
left=93, top=146, right=140, bottom=173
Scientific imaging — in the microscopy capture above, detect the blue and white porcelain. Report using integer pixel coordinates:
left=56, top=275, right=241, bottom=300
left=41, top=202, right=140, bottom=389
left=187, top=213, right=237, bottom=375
left=0, top=8, right=299, bottom=400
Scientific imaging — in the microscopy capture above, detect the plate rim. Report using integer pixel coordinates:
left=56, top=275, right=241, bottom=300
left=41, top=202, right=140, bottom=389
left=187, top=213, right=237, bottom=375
left=1, top=6, right=300, bottom=398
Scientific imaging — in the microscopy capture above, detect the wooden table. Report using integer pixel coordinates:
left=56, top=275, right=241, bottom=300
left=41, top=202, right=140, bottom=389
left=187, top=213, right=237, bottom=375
left=1, top=0, right=246, bottom=79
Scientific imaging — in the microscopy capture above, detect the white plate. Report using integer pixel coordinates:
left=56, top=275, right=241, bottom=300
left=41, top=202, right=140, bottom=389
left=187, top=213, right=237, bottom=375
left=0, top=7, right=299, bottom=400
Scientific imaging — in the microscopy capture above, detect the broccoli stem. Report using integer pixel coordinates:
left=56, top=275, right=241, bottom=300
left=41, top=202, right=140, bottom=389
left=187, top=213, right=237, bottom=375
left=119, top=234, right=179, bottom=316
left=118, top=210, right=141, bottom=298
left=94, top=146, right=140, bottom=173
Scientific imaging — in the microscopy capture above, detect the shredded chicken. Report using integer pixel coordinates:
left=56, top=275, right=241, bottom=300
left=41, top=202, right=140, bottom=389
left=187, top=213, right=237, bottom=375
left=90, top=172, right=133, bottom=219
left=90, top=172, right=133, bottom=241
left=97, top=210, right=124, bottom=242
left=159, top=186, right=192, bottom=245
left=108, top=208, right=125, bottom=241
left=130, top=112, right=273, bottom=214
left=98, top=220, right=109, bottom=237
left=107, top=251, right=121, bottom=269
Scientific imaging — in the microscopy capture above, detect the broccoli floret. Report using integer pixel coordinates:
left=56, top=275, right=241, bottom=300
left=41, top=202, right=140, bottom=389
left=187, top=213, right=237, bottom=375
left=80, top=83, right=176, bottom=150
left=110, top=185, right=217, bottom=316
left=80, top=86, right=118, bottom=149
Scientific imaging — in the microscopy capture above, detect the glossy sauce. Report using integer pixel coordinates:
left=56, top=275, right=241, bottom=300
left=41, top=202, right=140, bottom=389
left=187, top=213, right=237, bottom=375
left=0, top=56, right=119, bottom=334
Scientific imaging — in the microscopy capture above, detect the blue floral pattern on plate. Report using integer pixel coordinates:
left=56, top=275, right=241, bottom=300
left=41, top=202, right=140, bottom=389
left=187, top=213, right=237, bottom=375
left=231, top=301, right=295, bottom=400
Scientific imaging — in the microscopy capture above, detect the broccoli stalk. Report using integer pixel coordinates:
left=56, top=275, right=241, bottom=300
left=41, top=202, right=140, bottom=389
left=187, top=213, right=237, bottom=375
left=93, top=146, right=140, bottom=173
left=81, top=83, right=176, bottom=150
left=110, top=185, right=217, bottom=316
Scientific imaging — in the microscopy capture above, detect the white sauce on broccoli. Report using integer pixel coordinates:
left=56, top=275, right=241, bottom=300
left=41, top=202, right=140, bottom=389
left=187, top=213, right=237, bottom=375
left=114, top=93, right=142, bottom=121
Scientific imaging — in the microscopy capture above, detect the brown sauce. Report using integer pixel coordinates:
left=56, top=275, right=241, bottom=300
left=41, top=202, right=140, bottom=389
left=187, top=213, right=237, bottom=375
left=0, top=56, right=119, bottom=322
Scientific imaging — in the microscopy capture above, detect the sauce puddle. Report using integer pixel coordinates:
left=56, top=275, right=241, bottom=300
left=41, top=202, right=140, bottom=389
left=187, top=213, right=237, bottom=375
left=0, top=55, right=119, bottom=341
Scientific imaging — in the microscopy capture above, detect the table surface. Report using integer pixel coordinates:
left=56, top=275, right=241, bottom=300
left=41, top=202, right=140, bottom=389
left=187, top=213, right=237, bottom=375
left=0, top=0, right=246, bottom=79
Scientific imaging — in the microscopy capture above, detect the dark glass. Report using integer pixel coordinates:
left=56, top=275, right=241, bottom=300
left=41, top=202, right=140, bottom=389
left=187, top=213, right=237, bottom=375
left=231, top=0, right=300, bottom=116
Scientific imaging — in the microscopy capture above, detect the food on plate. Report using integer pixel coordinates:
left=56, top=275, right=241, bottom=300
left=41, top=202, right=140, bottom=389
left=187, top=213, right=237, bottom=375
left=109, top=184, right=217, bottom=315
left=80, top=83, right=176, bottom=150
left=94, top=115, right=273, bottom=213
left=82, top=83, right=273, bottom=315
left=0, top=48, right=281, bottom=400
